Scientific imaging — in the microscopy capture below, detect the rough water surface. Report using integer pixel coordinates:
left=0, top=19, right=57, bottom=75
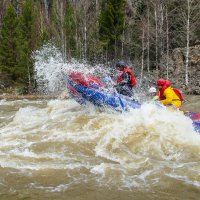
left=0, top=96, right=200, bottom=200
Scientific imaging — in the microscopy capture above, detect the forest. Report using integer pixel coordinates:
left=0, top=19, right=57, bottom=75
left=0, top=0, right=200, bottom=94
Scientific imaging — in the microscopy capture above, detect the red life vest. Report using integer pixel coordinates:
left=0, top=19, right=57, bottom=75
left=117, top=67, right=137, bottom=87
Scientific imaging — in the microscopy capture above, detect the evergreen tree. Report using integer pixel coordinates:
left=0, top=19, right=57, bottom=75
left=50, top=0, right=66, bottom=59
left=99, top=0, right=125, bottom=58
left=0, top=4, right=18, bottom=79
left=16, top=0, right=35, bottom=91
left=64, top=1, right=77, bottom=59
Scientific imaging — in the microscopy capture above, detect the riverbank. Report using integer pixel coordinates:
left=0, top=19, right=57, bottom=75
left=0, top=90, right=69, bottom=100
left=0, top=93, right=54, bottom=100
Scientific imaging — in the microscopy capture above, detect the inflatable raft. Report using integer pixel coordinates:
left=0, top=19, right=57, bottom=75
left=66, top=71, right=200, bottom=133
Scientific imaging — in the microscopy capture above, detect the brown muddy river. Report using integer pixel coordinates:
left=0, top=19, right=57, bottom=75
left=0, top=96, right=200, bottom=200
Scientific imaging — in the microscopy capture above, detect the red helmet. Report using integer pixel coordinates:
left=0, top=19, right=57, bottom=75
left=156, top=79, right=171, bottom=87
left=165, top=80, right=171, bottom=87
left=157, top=78, right=166, bottom=86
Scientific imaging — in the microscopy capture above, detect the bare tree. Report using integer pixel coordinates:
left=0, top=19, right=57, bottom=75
left=84, top=4, right=87, bottom=60
left=155, top=3, right=158, bottom=75
left=185, top=0, right=191, bottom=85
left=121, top=13, right=125, bottom=57
left=139, top=24, right=145, bottom=88
left=179, top=0, right=200, bottom=85
left=43, top=0, right=49, bottom=21
left=166, top=6, right=169, bottom=79
left=147, top=1, right=150, bottom=73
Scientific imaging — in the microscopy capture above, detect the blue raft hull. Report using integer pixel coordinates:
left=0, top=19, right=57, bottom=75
left=66, top=77, right=141, bottom=111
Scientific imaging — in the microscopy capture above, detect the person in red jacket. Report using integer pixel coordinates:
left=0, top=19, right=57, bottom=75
left=114, top=61, right=137, bottom=97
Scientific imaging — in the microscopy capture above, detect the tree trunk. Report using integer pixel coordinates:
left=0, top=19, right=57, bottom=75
left=185, top=0, right=190, bottom=85
left=159, top=0, right=164, bottom=59
left=121, top=8, right=125, bottom=57
left=74, top=2, right=79, bottom=57
left=155, top=5, right=158, bottom=76
left=43, top=0, right=48, bottom=21
left=84, top=4, right=87, bottom=60
left=139, top=26, right=145, bottom=88
left=166, top=7, right=169, bottom=79
left=147, top=2, right=150, bottom=73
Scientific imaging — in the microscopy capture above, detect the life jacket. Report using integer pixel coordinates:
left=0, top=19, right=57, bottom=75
left=173, top=88, right=184, bottom=101
left=117, top=67, right=137, bottom=87
left=159, top=85, right=184, bottom=102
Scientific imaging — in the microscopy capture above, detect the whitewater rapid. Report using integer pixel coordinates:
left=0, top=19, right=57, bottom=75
left=0, top=99, right=200, bottom=186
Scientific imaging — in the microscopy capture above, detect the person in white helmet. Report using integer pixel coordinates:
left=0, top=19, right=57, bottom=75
left=148, top=87, right=159, bottom=101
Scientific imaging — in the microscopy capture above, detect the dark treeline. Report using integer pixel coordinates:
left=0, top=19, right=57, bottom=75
left=0, top=0, right=200, bottom=93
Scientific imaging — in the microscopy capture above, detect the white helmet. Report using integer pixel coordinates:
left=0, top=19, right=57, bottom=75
left=148, top=87, right=156, bottom=93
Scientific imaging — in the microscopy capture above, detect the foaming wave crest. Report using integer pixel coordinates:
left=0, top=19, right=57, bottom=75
left=95, top=103, right=200, bottom=164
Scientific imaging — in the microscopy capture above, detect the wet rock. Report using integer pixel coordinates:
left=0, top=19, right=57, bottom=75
left=160, top=44, right=200, bottom=94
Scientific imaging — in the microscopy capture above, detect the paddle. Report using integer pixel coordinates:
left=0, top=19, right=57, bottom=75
left=103, top=76, right=125, bottom=110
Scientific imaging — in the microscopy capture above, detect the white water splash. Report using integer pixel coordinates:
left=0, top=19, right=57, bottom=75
left=33, top=43, right=110, bottom=94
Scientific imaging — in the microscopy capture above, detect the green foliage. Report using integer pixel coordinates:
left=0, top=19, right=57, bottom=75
left=38, top=30, right=50, bottom=47
left=32, top=1, right=50, bottom=49
left=136, top=0, right=147, bottom=17
left=129, top=24, right=142, bottom=61
left=0, top=4, right=18, bottom=74
left=99, top=0, right=125, bottom=56
left=75, top=6, right=85, bottom=59
left=0, top=66, right=13, bottom=89
left=16, top=0, right=35, bottom=88
left=64, top=1, right=77, bottom=59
